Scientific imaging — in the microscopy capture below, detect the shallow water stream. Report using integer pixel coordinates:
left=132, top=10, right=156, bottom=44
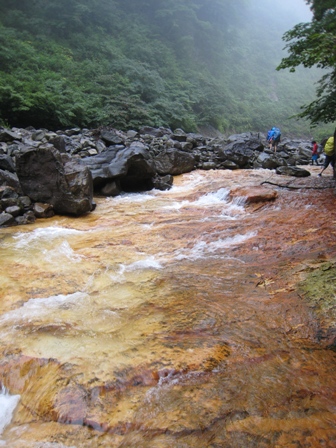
left=0, top=168, right=336, bottom=447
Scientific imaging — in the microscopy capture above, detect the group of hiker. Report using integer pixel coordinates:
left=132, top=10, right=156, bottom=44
left=266, top=126, right=335, bottom=178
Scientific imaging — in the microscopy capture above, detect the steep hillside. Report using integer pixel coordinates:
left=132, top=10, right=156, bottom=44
left=0, top=0, right=332, bottom=137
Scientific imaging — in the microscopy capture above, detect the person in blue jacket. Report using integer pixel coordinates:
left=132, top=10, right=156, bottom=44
left=267, top=127, right=281, bottom=152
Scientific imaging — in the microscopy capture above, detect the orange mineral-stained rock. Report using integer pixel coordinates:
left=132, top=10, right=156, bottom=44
left=229, top=185, right=278, bottom=203
left=0, top=167, right=336, bottom=448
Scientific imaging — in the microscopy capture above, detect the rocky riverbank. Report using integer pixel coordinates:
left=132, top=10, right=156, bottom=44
left=0, top=125, right=319, bottom=227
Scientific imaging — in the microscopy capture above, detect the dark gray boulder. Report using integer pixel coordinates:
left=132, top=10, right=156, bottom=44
left=171, top=128, right=188, bottom=142
left=16, top=147, right=94, bottom=216
left=0, top=185, right=19, bottom=200
left=0, top=169, right=22, bottom=192
left=100, top=130, right=125, bottom=145
left=139, top=126, right=172, bottom=138
left=100, top=181, right=121, bottom=197
left=18, top=195, right=32, bottom=210
left=5, top=205, right=21, bottom=217
left=33, top=202, right=55, bottom=218
left=276, top=166, right=311, bottom=177
left=0, top=154, right=16, bottom=173
left=218, top=142, right=256, bottom=168
left=255, top=153, right=284, bottom=169
left=0, top=129, right=22, bottom=143
left=222, top=160, right=239, bottom=170
left=152, top=174, right=174, bottom=191
left=48, top=135, right=66, bottom=153
left=15, top=210, right=36, bottom=225
left=0, top=212, right=16, bottom=227
left=0, top=186, right=19, bottom=211
left=154, top=149, right=196, bottom=175
left=81, top=142, right=156, bottom=193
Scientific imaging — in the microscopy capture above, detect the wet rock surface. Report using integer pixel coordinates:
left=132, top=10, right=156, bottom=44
left=0, top=168, right=335, bottom=447
left=0, top=125, right=326, bottom=227
left=16, top=147, right=94, bottom=217
left=229, top=186, right=278, bottom=203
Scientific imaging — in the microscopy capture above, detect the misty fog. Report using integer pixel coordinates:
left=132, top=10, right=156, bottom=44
left=0, top=0, right=331, bottom=136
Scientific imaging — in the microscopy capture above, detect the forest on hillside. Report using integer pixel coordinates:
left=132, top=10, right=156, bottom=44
left=0, top=0, right=333, bottom=137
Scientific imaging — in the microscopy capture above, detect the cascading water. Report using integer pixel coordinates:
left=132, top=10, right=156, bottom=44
left=0, top=168, right=335, bottom=447
left=0, top=385, right=20, bottom=444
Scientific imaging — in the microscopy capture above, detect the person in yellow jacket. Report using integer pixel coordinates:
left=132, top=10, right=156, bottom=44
left=318, top=134, right=335, bottom=177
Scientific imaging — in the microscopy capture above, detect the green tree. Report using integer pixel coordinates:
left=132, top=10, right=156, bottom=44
left=277, top=0, right=336, bottom=126
left=0, top=0, right=329, bottom=134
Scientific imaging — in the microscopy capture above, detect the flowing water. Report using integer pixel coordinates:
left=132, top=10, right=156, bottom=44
left=0, top=168, right=336, bottom=447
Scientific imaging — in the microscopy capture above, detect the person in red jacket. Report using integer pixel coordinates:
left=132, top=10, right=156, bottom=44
left=311, top=140, right=318, bottom=165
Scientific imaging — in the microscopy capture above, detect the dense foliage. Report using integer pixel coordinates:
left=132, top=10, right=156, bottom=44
left=0, top=0, right=332, bottom=136
left=278, top=0, right=336, bottom=127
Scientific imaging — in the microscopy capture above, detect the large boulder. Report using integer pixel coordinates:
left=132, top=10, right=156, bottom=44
left=0, top=169, right=22, bottom=192
left=255, top=152, right=284, bottom=169
left=100, top=130, right=125, bottom=146
left=0, top=212, right=16, bottom=227
left=229, top=186, right=278, bottom=203
left=81, top=142, right=156, bottom=193
left=16, top=147, right=94, bottom=216
left=154, top=149, right=196, bottom=175
left=0, top=128, right=22, bottom=143
left=217, top=137, right=264, bottom=168
left=0, top=154, right=16, bottom=173
left=276, top=166, right=311, bottom=177
left=152, top=174, right=174, bottom=191
left=218, top=142, right=256, bottom=168
left=139, top=126, right=172, bottom=138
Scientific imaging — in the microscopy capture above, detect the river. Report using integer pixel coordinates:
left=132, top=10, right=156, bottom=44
left=0, top=167, right=335, bottom=447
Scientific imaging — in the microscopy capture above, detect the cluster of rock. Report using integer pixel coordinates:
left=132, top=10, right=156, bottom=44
left=0, top=125, right=315, bottom=227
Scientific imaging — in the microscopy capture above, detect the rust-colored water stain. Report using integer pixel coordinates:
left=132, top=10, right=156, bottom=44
left=0, top=168, right=335, bottom=447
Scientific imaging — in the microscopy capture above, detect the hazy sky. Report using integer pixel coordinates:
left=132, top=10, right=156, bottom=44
left=248, top=0, right=312, bottom=28
left=280, top=0, right=312, bottom=23
left=246, top=0, right=313, bottom=36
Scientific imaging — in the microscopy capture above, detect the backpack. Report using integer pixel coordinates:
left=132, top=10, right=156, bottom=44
left=317, top=144, right=323, bottom=154
left=324, top=136, right=335, bottom=156
left=272, top=127, right=281, bottom=140
left=267, top=130, right=274, bottom=141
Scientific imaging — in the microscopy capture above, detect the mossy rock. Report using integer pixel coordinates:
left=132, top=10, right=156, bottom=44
left=298, top=261, right=336, bottom=346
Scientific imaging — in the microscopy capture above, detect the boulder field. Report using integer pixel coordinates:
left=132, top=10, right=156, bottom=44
left=0, top=125, right=318, bottom=227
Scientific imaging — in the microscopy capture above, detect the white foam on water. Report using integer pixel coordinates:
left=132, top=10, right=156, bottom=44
left=107, top=192, right=154, bottom=204
left=174, top=232, right=257, bottom=261
left=162, top=188, right=231, bottom=211
left=142, top=222, right=155, bottom=230
left=42, top=241, right=83, bottom=263
left=11, top=227, right=85, bottom=264
left=231, top=196, right=248, bottom=207
left=162, top=188, right=246, bottom=219
left=110, top=232, right=255, bottom=280
left=0, top=385, right=20, bottom=436
left=218, top=201, right=246, bottom=219
left=13, top=227, right=85, bottom=248
left=162, top=200, right=192, bottom=210
left=109, top=263, right=127, bottom=282
left=122, top=257, right=163, bottom=272
left=141, top=171, right=207, bottom=196
left=109, top=256, right=163, bottom=282
left=193, top=188, right=230, bottom=206
left=0, top=292, right=87, bottom=322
